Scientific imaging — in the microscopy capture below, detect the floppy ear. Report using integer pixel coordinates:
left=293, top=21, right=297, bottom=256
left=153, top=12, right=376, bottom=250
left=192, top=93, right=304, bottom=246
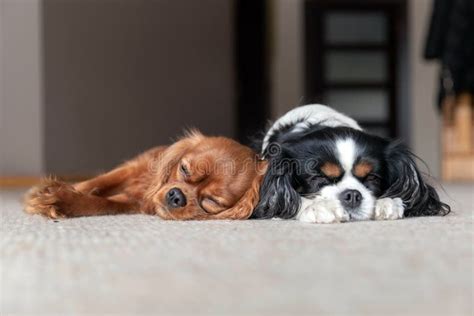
left=250, top=156, right=300, bottom=219
left=383, top=142, right=450, bottom=217
left=212, top=161, right=268, bottom=220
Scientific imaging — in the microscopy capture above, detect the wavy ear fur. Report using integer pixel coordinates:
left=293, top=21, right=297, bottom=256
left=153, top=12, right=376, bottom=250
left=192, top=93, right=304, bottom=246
left=383, top=142, right=450, bottom=217
left=212, top=161, right=268, bottom=220
left=251, top=155, right=300, bottom=219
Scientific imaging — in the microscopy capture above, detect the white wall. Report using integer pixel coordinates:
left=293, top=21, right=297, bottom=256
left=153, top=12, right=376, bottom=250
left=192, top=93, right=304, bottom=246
left=0, top=0, right=43, bottom=176
left=408, top=0, right=441, bottom=177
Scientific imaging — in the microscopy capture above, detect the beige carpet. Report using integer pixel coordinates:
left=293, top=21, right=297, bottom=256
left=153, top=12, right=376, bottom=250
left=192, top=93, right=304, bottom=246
left=1, top=184, right=473, bottom=316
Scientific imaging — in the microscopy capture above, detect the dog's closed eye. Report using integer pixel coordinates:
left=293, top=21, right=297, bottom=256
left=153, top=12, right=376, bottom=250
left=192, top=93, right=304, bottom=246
left=308, top=174, right=334, bottom=187
left=180, top=163, right=190, bottom=177
left=364, top=173, right=381, bottom=184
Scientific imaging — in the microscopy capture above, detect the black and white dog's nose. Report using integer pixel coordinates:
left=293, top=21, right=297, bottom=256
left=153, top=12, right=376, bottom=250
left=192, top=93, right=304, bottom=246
left=339, top=189, right=362, bottom=210
left=166, top=188, right=187, bottom=208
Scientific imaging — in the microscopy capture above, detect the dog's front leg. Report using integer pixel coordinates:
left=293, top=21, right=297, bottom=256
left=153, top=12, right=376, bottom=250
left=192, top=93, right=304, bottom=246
left=373, top=198, right=405, bottom=220
left=297, top=196, right=349, bottom=223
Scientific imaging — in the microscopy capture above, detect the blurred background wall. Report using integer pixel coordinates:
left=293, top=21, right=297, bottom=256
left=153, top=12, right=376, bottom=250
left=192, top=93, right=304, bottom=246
left=409, top=0, right=441, bottom=177
left=1, top=0, right=449, bottom=178
left=2, top=0, right=235, bottom=175
left=42, top=0, right=234, bottom=174
left=1, top=0, right=43, bottom=176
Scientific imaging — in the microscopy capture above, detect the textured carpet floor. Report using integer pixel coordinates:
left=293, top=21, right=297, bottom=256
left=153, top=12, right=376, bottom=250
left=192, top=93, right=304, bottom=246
left=1, top=184, right=473, bottom=316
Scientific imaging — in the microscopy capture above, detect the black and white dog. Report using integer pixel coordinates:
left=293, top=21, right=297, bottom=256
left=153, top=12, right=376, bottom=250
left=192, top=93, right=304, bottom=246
left=252, top=104, right=450, bottom=223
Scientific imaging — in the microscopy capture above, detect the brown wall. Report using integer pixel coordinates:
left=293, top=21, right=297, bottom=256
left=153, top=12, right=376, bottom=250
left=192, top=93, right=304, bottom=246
left=43, top=0, right=235, bottom=174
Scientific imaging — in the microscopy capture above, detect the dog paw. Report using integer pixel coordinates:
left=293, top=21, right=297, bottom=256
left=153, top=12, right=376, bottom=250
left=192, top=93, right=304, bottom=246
left=297, top=197, right=349, bottom=224
left=24, top=179, right=80, bottom=219
left=374, top=198, right=404, bottom=220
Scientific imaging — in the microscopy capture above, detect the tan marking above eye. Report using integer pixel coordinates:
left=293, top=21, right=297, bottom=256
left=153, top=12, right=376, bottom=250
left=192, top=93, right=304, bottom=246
left=320, top=162, right=342, bottom=178
left=353, top=161, right=374, bottom=178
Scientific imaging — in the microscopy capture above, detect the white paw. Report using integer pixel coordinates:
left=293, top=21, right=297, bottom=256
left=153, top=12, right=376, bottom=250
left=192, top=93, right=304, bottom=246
left=374, top=198, right=404, bottom=220
left=297, top=197, right=349, bottom=224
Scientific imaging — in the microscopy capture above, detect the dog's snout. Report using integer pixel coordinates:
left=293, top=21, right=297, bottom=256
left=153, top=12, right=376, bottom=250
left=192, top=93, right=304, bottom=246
left=339, top=189, right=362, bottom=210
left=166, top=188, right=187, bottom=208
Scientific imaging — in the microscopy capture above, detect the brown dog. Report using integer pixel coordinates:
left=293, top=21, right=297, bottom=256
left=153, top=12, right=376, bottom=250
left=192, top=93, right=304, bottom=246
left=24, top=131, right=267, bottom=220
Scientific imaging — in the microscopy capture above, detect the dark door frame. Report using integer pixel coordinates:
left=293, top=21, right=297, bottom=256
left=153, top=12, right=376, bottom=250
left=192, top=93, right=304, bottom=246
left=234, top=0, right=269, bottom=145
left=305, top=0, right=405, bottom=138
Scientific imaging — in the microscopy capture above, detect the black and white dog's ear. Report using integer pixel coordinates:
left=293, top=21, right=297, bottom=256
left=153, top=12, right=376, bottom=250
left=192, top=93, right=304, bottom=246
left=251, top=153, right=300, bottom=219
left=383, top=141, right=450, bottom=217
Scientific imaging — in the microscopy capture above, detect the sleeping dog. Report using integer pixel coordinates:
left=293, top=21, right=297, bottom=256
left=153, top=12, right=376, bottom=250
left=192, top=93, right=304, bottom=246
left=25, top=130, right=267, bottom=220
left=252, top=104, right=450, bottom=223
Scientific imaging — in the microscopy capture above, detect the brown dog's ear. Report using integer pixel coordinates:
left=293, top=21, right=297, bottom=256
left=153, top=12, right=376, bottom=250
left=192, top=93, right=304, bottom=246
left=212, top=160, right=268, bottom=220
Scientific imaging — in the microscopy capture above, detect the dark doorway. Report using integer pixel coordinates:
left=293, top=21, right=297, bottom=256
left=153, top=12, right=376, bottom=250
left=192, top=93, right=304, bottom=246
left=305, top=0, right=405, bottom=138
left=235, top=0, right=269, bottom=144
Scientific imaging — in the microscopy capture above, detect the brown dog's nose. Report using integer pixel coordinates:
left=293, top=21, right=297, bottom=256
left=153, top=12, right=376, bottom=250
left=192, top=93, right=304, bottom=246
left=166, top=188, right=187, bottom=208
